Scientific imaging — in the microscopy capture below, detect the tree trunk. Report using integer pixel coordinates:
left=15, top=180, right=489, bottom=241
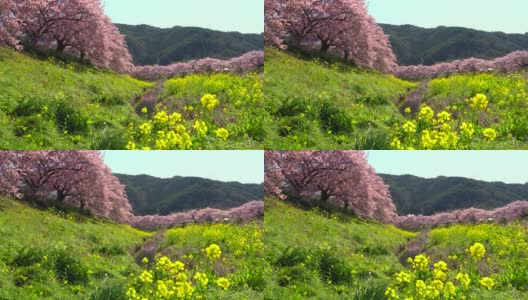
left=56, top=189, right=65, bottom=203
left=344, top=50, right=350, bottom=61
left=80, top=52, right=85, bottom=60
left=320, top=40, right=330, bottom=53
left=57, top=40, right=66, bottom=53
left=79, top=199, right=85, bottom=210
left=320, top=190, right=330, bottom=209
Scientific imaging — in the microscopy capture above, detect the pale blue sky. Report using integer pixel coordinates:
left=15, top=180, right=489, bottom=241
left=368, top=0, right=528, bottom=34
left=102, top=0, right=263, bottom=33
left=102, top=151, right=263, bottom=184
left=366, top=151, right=528, bottom=184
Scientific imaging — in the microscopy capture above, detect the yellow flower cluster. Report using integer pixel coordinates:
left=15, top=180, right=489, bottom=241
left=407, top=254, right=429, bottom=271
left=479, top=277, right=494, bottom=290
left=467, top=242, right=486, bottom=260
left=203, top=243, right=222, bottom=261
left=215, top=128, right=229, bottom=140
left=193, top=120, right=208, bottom=136
left=193, top=272, right=208, bottom=288
left=200, top=93, right=220, bottom=111
left=387, top=240, right=498, bottom=300
left=391, top=100, right=503, bottom=149
left=456, top=272, right=471, bottom=289
left=482, top=128, right=497, bottom=141
left=469, top=93, right=489, bottom=111
left=216, top=277, right=230, bottom=290
left=126, top=246, right=232, bottom=300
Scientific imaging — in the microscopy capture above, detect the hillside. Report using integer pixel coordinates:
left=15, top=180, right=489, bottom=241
left=381, top=24, right=528, bottom=66
left=0, top=47, right=265, bottom=150
left=0, top=196, right=266, bottom=299
left=265, top=47, right=528, bottom=149
left=115, top=174, right=263, bottom=216
left=116, top=24, right=264, bottom=66
left=0, top=47, right=152, bottom=150
left=265, top=197, right=528, bottom=299
left=381, top=174, right=528, bottom=216
left=265, top=197, right=416, bottom=299
left=264, top=48, right=416, bottom=149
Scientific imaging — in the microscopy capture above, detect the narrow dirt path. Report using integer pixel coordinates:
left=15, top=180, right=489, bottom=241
left=400, top=80, right=430, bottom=114
left=135, top=228, right=167, bottom=266
left=398, top=230, right=429, bottom=265
left=136, top=81, right=166, bottom=114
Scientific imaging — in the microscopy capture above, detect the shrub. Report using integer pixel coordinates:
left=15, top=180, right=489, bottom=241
left=54, top=100, right=89, bottom=135
left=318, top=99, right=353, bottom=134
left=52, top=249, right=89, bottom=284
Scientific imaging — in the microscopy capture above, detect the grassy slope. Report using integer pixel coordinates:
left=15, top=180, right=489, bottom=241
left=0, top=197, right=151, bottom=299
left=264, top=48, right=417, bottom=149
left=265, top=197, right=528, bottom=299
left=0, top=47, right=153, bottom=150
left=264, top=197, right=416, bottom=299
left=0, top=197, right=266, bottom=299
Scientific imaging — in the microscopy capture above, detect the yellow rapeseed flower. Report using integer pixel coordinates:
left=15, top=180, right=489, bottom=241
left=139, top=270, right=153, bottom=283
left=201, top=94, right=220, bottom=110
left=215, top=128, right=229, bottom=140
left=467, top=242, right=486, bottom=260
left=204, top=244, right=222, bottom=261
left=460, top=122, right=475, bottom=138
left=402, top=121, right=417, bottom=133
left=469, top=93, right=488, bottom=111
left=482, top=128, right=497, bottom=141
left=216, top=277, right=230, bottom=290
left=480, top=277, right=494, bottom=290
left=418, top=105, right=434, bottom=121
left=194, top=120, right=208, bottom=136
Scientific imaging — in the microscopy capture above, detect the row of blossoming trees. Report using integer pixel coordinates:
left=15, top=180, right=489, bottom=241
left=0, top=0, right=263, bottom=76
left=0, top=151, right=264, bottom=227
left=129, top=200, right=264, bottom=230
left=265, top=150, right=528, bottom=228
left=395, top=50, right=528, bottom=79
left=129, top=50, right=264, bottom=80
left=265, top=0, right=397, bottom=73
left=395, top=201, right=528, bottom=230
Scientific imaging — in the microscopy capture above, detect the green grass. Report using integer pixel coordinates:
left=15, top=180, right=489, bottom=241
left=265, top=197, right=528, bottom=299
left=264, top=48, right=417, bottom=149
left=0, top=47, right=153, bottom=149
left=264, top=197, right=416, bottom=299
left=0, top=197, right=266, bottom=299
left=0, top=197, right=151, bottom=299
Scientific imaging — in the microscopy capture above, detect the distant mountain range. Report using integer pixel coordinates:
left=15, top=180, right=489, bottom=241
left=115, top=24, right=264, bottom=66
left=380, top=174, right=528, bottom=216
left=380, top=24, right=528, bottom=66
left=115, top=174, right=263, bottom=216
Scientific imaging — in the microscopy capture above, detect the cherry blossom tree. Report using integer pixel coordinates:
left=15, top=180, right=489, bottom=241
left=0, top=0, right=22, bottom=49
left=0, top=151, right=132, bottom=223
left=0, top=151, right=21, bottom=197
left=266, top=150, right=397, bottom=223
left=264, top=0, right=397, bottom=72
left=1, top=0, right=133, bottom=72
